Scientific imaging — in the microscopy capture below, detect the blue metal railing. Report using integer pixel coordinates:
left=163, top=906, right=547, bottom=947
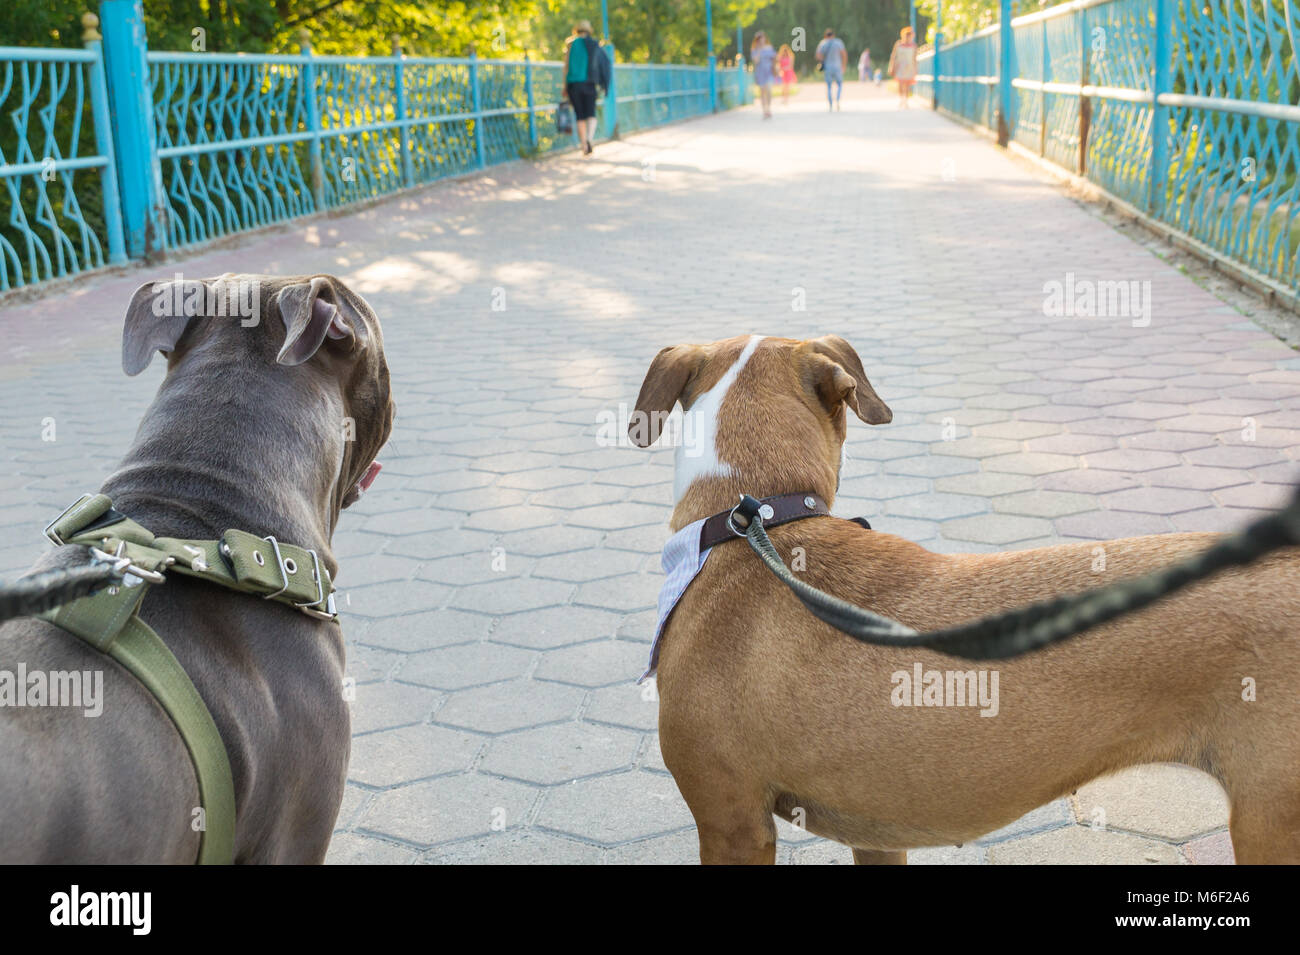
left=0, top=27, right=126, bottom=291
left=917, top=0, right=1300, bottom=299
left=0, top=1, right=747, bottom=293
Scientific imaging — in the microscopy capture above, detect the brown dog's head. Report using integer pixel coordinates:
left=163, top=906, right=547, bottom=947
left=630, top=335, right=890, bottom=526
left=120, top=273, right=394, bottom=517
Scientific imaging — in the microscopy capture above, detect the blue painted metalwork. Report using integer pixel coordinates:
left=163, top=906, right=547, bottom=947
left=604, top=42, right=618, bottom=139
left=100, top=0, right=165, bottom=259
left=706, top=0, right=717, bottom=112
left=998, top=0, right=1013, bottom=144
left=0, top=25, right=126, bottom=291
left=2, top=12, right=747, bottom=289
left=917, top=0, right=1300, bottom=296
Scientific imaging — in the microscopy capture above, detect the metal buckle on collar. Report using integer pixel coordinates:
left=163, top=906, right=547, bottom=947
left=293, top=548, right=332, bottom=618
left=44, top=493, right=96, bottom=545
left=262, top=536, right=291, bottom=599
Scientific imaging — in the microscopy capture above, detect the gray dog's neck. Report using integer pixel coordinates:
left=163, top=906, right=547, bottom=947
left=101, top=356, right=345, bottom=565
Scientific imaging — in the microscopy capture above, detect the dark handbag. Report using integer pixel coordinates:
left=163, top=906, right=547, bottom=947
left=556, top=101, right=575, bottom=134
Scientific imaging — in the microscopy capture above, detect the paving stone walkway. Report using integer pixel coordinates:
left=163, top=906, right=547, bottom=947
left=2, top=81, right=1297, bottom=864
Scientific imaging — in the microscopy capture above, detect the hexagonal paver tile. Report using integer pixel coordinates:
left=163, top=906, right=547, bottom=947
left=358, top=608, right=491, bottom=652
left=993, top=489, right=1094, bottom=518
left=941, top=513, right=1053, bottom=545
left=360, top=774, right=539, bottom=846
left=325, top=832, right=418, bottom=864
left=1101, top=486, right=1214, bottom=514
left=586, top=681, right=660, bottom=731
left=448, top=577, right=573, bottom=614
left=531, top=548, right=644, bottom=582
left=1070, top=764, right=1228, bottom=841
left=425, top=830, right=604, bottom=864
left=435, top=679, right=584, bottom=733
left=362, top=507, right=461, bottom=536
left=342, top=579, right=451, bottom=618
left=400, top=642, right=536, bottom=690
left=492, top=605, right=620, bottom=649
left=349, top=682, right=443, bottom=734
left=348, top=724, right=481, bottom=787
left=481, top=722, right=642, bottom=784
left=534, top=640, right=647, bottom=687
left=986, top=825, right=1181, bottom=864
left=535, top=771, right=694, bottom=844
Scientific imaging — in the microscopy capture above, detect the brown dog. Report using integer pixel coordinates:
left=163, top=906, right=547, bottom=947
left=631, top=334, right=1300, bottom=865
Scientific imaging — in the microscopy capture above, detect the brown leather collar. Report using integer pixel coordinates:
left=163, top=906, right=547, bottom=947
left=699, top=492, right=834, bottom=551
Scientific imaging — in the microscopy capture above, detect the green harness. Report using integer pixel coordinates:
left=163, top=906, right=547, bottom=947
left=37, top=493, right=339, bottom=865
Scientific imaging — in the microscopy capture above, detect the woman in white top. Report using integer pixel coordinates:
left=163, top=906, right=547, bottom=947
left=888, top=26, right=918, bottom=108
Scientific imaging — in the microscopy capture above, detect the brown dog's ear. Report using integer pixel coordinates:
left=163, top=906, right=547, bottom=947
left=275, top=276, right=366, bottom=366
left=804, top=335, right=892, bottom=424
left=629, top=344, right=706, bottom=448
left=122, top=279, right=201, bottom=376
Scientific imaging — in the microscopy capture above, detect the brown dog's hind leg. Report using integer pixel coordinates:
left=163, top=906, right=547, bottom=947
left=852, top=848, right=908, bottom=865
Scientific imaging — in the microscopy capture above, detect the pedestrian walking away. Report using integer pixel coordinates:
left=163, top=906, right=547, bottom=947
left=889, top=26, right=918, bottom=108
left=752, top=32, right=778, bottom=119
left=562, top=19, right=610, bottom=154
left=816, top=28, right=847, bottom=110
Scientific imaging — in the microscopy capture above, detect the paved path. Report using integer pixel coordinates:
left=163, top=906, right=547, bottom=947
left=3, top=82, right=1297, bottom=864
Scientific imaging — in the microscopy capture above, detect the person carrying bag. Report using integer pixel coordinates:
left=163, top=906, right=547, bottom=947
left=561, top=20, right=611, bottom=155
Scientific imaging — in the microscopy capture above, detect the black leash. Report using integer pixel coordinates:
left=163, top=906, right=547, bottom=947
left=733, top=483, right=1300, bottom=661
left=0, top=560, right=124, bottom=626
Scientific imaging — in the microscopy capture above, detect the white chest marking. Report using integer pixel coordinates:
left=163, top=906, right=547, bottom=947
left=674, top=335, right=764, bottom=503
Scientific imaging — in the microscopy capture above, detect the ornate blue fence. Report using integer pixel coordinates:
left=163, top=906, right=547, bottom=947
left=0, top=27, right=126, bottom=291
left=0, top=3, right=746, bottom=292
left=917, top=0, right=1300, bottom=300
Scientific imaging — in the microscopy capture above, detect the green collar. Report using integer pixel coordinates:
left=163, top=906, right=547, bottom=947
left=35, top=494, right=340, bottom=864
left=44, top=493, right=337, bottom=621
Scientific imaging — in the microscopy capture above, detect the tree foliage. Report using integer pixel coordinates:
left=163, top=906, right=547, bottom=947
left=726, top=0, right=928, bottom=73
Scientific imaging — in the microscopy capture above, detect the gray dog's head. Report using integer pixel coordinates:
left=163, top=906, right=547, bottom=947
left=120, top=272, right=394, bottom=517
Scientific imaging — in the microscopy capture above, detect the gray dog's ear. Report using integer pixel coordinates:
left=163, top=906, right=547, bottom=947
left=275, top=276, right=368, bottom=366
left=630, top=343, right=706, bottom=448
left=802, top=335, right=892, bottom=425
left=122, top=279, right=199, bottom=376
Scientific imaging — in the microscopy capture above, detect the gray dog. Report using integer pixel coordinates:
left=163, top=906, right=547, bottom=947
left=0, top=273, right=394, bottom=863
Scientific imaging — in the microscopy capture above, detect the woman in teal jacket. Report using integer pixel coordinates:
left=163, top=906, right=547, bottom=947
left=562, top=20, right=609, bottom=155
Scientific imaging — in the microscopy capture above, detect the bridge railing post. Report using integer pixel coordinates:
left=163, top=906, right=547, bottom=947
left=392, top=36, right=414, bottom=189
left=525, top=53, right=537, bottom=148
left=1078, top=7, right=1089, bottom=175
left=298, top=28, right=325, bottom=211
left=997, top=0, right=1012, bottom=146
left=82, top=13, right=126, bottom=263
left=933, top=0, right=942, bottom=111
left=469, top=48, right=487, bottom=167
left=1148, top=0, right=1174, bottom=216
left=1039, top=18, right=1049, bottom=156
left=98, top=0, right=165, bottom=258
left=603, top=41, right=617, bottom=138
